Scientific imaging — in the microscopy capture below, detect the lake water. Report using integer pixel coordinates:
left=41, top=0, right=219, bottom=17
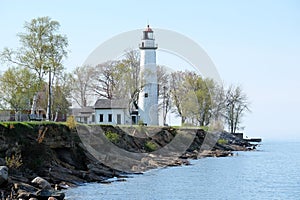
left=66, top=141, right=300, bottom=199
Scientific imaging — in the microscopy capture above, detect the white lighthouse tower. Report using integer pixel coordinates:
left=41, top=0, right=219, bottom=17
left=138, top=25, right=158, bottom=126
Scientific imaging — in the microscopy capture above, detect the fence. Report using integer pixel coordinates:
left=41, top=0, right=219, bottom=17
left=0, top=113, right=67, bottom=122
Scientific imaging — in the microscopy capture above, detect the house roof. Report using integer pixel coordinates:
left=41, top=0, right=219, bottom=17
left=70, top=106, right=94, bottom=116
left=70, top=108, right=81, bottom=116
left=94, top=99, right=128, bottom=109
left=79, top=106, right=94, bottom=113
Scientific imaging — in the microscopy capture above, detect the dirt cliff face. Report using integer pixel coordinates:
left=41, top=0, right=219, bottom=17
left=0, top=122, right=254, bottom=199
left=0, top=123, right=120, bottom=187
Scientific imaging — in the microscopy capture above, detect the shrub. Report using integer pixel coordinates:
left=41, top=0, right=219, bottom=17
left=144, top=141, right=157, bottom=152
left=217, top=139, right=228, bottom=145
left=5, top=154, right=23, bottom=169
left=138, top=120, right=145, bottom=126
left=66, top=115, right=76, bottom=130
left=105, top=131, right=120, bottom=143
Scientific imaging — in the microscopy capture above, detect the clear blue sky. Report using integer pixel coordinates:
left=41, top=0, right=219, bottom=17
left=0, top=0, right=299, bottom=140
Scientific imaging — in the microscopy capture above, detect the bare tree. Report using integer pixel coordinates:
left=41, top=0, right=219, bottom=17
left=211, top=84, right=226, bottom=121
left=121, top=50, right=141, bottom=113
left=156, top=65, right=172, bottom=125
left=70, top=65, right=95, bottom=107
left=91, top=61, right=130, bottom=100
left=162, top=84, right=172, bottom=125
left=225, top=85, right=250, bottom=133
left=91, top=61, right=117, bottom=100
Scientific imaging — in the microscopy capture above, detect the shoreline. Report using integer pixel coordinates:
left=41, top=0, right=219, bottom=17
left=0, top=122, right=258, bottom=199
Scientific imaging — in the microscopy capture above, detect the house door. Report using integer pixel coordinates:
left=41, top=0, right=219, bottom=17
left=132, top=116, right=137, bottom=124
left=117, top=114, right=121, bottom=124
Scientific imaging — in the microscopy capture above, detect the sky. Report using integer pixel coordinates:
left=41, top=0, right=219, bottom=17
left=0, top=0, right=299, bottom=140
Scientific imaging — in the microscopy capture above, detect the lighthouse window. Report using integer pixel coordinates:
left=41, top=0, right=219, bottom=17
left=143, top=32, right=148, bottom=39
left=145, top=93, right=148, bottom=98
left=148, top=32, right=153, bottom=39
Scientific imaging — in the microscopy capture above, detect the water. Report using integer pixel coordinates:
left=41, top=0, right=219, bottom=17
left=66, top=141, right=300, bottom=199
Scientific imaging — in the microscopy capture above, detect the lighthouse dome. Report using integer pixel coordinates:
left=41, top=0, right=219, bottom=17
left=144, top=25, right=153, bottom=32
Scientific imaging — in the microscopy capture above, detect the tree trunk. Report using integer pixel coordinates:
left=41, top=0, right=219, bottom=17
left=181, top=116, right=186, bottom=125
left=46, top=71, right=52, bottom=121
left=31, top=93, right=38, bottom=115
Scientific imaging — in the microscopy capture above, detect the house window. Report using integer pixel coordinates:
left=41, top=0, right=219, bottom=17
left=145, top=93, right=148, bottom=98
left=99, top=114, right=103, bottom=122
left=108, top=114, right=112, bottom=122
left=117, top=114, right=121, bottom=124
left=92, top=114, right=95, bottom=123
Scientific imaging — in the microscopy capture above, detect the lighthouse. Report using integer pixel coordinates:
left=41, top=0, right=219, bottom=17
left=138, top=25, right=158, bottom=126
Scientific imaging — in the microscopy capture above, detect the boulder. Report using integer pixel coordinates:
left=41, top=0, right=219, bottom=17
left=0, top=166, right=8, bottom=185
left=31, top=177, right=52, bottom=189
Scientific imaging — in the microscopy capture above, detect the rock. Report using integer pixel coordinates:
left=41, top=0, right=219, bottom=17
left=0, top=166, right=8, bottom=185
left=35, top=189, right=65, bottom=200
left=55, top=182, right=70, bottom=190
left=87, top=164, right=115, bottom=177
left=14, top=182, right=65, bottom=200
left=198, top=149, right=233, bottom=158
left=17, top=190, right=32, bottom=199
left=48, top=197, right=58, bottom=200
left=14, top=182, right=38, bottom=193
left=32, top=177, right=52, bottom=189
left=29, top=198, right=38, bottom=200
left=0, top=158, right=5, bottom=166
left=10, top=174, right=29, bottom=183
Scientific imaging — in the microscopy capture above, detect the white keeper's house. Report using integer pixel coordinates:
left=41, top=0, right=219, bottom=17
left=94, top=99, right=131, bottom=125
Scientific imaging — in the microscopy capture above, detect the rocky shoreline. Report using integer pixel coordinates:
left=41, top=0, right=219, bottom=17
left=0, top=122, right=257, bottom=200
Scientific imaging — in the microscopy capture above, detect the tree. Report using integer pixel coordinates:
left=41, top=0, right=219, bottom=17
left=178, top=72, right=216, bottom=126
left=91, top=61, right=128, bottom=100
left=120, top=50, right=141, bottom=113
left=0, top=16, right=68, bottom=120
left=211, top=84, right=226, bottom=121
left=169, top=71, right=188, bottom=124
left=224, top=85, right=250, bottom=133
left=157, top=65, right=171, bottom=125
left=169, top=70, right=219, bottom=126
left=161, top=84, right=171, bottom=126
left=0, top=67, right=38, bottom=120
left=51, top=73, right=72, bottom=121
left=70, top=65, right=95, bottom=107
